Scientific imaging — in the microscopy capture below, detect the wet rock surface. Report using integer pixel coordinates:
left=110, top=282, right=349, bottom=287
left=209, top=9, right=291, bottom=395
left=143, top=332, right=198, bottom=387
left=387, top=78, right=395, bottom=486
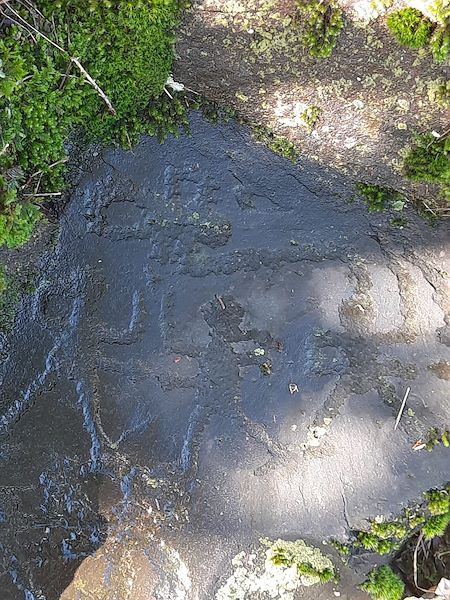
left=0, top=114, right=449, bottom=599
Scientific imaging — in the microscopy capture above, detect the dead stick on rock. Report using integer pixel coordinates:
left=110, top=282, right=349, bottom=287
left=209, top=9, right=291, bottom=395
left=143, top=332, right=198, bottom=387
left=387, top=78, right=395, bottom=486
left=394, top=386, right=410, bottom=431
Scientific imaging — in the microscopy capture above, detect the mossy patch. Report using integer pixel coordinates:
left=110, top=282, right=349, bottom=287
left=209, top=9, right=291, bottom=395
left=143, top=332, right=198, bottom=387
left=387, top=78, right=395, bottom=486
left=360, top=565, right=405, bottom=600
left=425, top=489, right=450, bottom=515
left=267, top=538, right=336, bottom=584
left=422, top=511, right=450, bottom=539
left=387, top=8, right=434, bottom=48
left=404, top=134, right=450, bottom=205
left=0, top=0, right=183, bottom=248
left=296, top=0, right=344, bottom=58
left=356, top=182, right=406, bottom=216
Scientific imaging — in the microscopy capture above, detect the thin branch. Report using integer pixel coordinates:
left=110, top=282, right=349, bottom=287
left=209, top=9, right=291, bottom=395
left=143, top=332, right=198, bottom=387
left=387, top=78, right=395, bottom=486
left=70, top=58, right=116, bottom=115
left=2, top=3, right=65, bottom=52
left=21, top=157, right=69, bottom=189
left=23, top=192, right=62, bottom=197
left=394, top=387, right=410, bottom=431
left=413, top=531, right=430, bottom=594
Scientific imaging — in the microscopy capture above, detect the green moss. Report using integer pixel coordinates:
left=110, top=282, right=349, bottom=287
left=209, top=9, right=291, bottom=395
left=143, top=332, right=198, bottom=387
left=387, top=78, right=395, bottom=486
left=252, top=125, right=299, bottom=162
left=425, top=489, right=450, bottom=515
left=356, top=532, right=398, bottom=555
left=267, top=538, right=335, bottom=584
left=300, top=105, right=322, bottom=132
left=356, top=183, right=405, bottom=214
left=296, top=0, right=344, bottom=58
left=329, top=539, right=351, bottom=555
left=425, top=427, right=450, bottom=451
left=422, top=511, right=450, bottom=539
left=369, top=521, right=407, bottom=541
left=408, top=513, right=426, bottom=529
left=430, top=26, right=450, bottom=61
left=0, top=0, right=183, bottom=247
left=404, top=134, right=450, bottom=203
left=360, top=566, right=405, bottom=600
left=387, top=8, right=434, bottom=48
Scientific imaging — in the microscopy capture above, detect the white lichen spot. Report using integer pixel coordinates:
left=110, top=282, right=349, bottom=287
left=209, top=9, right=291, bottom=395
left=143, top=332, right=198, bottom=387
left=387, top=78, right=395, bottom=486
left=216, top=539, right=334, bottom=600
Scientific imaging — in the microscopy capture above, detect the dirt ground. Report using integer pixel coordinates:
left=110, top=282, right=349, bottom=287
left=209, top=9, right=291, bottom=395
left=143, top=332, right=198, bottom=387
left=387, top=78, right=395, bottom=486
left=173, top=0, right=449, bottom=209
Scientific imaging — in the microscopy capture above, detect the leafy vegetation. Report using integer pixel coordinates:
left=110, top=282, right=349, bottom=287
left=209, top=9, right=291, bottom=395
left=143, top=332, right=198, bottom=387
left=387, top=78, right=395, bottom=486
left=356, top=183, right=406, bottom=215
left=360, top=566, right=405, bottom=600
left=425, top=489, right=450, bottom=515
left=267, top=538, right=335, bottom=584
left=404, top=134, right=450, bottom=203
left=386, top=6, right=450, bottom=62
left=422, top=511, right=450, bottom=539
left=430, top=25, right=450, bottom=61
left=252, top=125, right=299, bottom=162
left=296, top=0, right=344, bottom=58
left=387, top=8, right=433, bottom=48
left=0, top=0, right=184, bottom=248
left=356, top=532, right=399, bottom=555
left=300, top=105, right=322, bottom=132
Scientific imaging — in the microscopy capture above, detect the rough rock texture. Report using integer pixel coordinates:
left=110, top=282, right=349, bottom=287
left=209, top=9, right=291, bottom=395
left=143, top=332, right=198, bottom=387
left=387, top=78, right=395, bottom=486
left=0, top=115, right=449, bottom=599
left=173, top=0, right=449, bottom=207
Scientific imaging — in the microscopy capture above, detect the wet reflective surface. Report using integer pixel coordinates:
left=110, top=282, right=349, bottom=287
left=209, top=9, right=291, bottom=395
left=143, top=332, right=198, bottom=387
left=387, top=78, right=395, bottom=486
left=0, top=115, right=449, bottom=599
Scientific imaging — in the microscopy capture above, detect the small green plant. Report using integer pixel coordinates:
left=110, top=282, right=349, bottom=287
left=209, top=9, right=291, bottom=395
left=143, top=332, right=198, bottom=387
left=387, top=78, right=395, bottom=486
left=267, top=538, right=335, bottom=584
left=356, top=532, right=399, bottom=555
left=369, top=521, right=406, bottom=541
left=296, top=0, right=344, bottom=58
left=356, top=183, right=406, bottom=214
left=300, top=105, right=322, bottom=132
left=425, top=427, right=450, bottom=451
left=329, top=539, right=350, bottom=555
left=430, top=26, right=450, bottom=61
left=252, top=125, right=299, bottom=162
left=360, top=566, right=405, bottom=600
left=425, top=489, right=450, bottom=515
left=422, top=511, right=450, bottom=539
left=404, top=134, right=450, bottom=202
left=387, top=8, right=434, bottom=48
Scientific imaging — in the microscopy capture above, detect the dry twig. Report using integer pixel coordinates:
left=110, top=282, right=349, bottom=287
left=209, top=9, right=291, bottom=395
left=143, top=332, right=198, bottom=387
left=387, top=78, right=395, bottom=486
left=394, top=386, right=410, bottom=431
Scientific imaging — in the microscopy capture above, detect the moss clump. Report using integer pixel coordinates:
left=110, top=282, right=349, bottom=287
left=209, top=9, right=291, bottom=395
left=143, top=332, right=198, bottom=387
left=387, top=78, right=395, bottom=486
left=430, top=26, right=450, bottom=61
left=369, top=521, right=407, bottom=541
left=404, top=134, right=450, bottom=203
left=252, top=126, right=299, bottom=162
left=356, top=532, right=399, bottom=555
left=330, top=539, right=351, bottom=555
left=356, top=183, right=405, bottom=214
left=422, top=511, right=450, bottom=539
left=0, top=0, right=183, bottom=247
left=296, top=0, right=344, bottom=58
left=387, top=8, right=434, bottom=48
left=267, top=538, right=335, bottom=584
left=425, top=489, right=450, bottom=515
left=300, top=105, right=322, bottom=132
left=360, top=566, right=405, bottom=600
